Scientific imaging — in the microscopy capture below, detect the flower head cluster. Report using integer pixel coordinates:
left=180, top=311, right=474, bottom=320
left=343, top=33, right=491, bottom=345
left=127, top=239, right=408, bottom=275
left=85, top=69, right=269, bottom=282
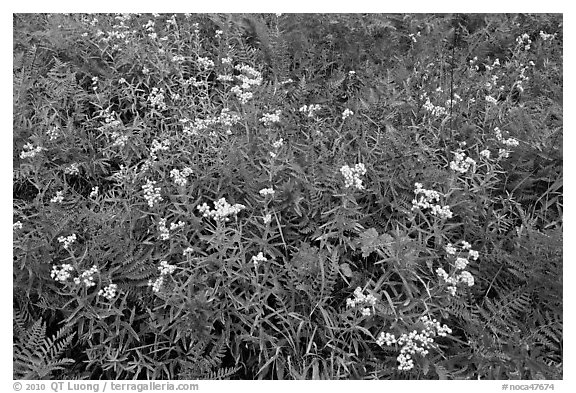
left=148, top=87, right=167, bottom=111
left=157, top=218, right=185, bottom=241
left=20, top=143, right=44, bottom=159
left=64, top=163, right=80, bottom=175
left=422, top=96, right=448, bottom=117
left=516, top=33, right=532, bottom=51
left=231, top=64, right=262, bottom=104
left=13, top=221, right=23, bottom=230
left=259, top=187, right=275, bottom=197
left=262, top=213, right=272, bottom=224
left=346, top=287, right=377, bottom=316
left=148, top=260, right=177, bottom=292
left=251, top=252, right=267, bottom=266
left=98, top=283, right=118, bottom=300
left=142, top=180, right=163, bottom=207
left=197, top=198, right=246, bottom=222
left=340, top=163, right=367, bottom=190
left=180, top=108, right=241, bottom=136
left=494, top=127, right=519, bottom=147
left=437, top=240, right=478, bottom=295
left=89, top=186, right=99, bottom=199
left=170, top=167, right=193, bottom=187
left=50, top=190, right=65, bottom=203
left=269, top=138, right=284, bottom=159
left=449, top=151, right=476, bottom=174
left=479, top=149, right=491, bottom=159
left=197, top=56, right=215, bottom=70
left=57, top=233, right=77, bottom=249
left=51, top=264, right=74, bottom=283
left=259, top=110, right=282, bottom=127
left=539, top=30, right=557, bottom=41
left=411, top=183, right=453, bottom=219
left=341, top=108, right=354, bottom=120
left=46, top=126, right=60, bottom=140
left=73, top=265, right=98, bottom=287
left=376, top=316, right=452, bottom=371
left=299, top=104, right=321, bottom=118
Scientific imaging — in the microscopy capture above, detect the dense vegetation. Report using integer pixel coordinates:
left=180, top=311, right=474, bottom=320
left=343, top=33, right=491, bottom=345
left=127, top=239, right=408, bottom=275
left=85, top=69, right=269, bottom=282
left=13, top=13, right=562, bottom=380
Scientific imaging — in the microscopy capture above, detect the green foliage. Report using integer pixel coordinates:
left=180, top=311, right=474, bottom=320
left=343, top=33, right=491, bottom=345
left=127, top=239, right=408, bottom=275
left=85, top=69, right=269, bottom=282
left=13, top=13, right=562, bottom=380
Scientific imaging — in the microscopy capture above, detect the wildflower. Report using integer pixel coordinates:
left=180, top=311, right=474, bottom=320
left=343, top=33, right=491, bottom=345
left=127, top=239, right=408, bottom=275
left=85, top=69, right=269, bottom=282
left=259, top=110, right=282, bottom=127
left=98, top=283, right=118, bottom=300
left=73, top=265, right=98, bottom=287
left=411, top=183, right=453, bottom=219
left=51, top=264, right=74, bottom=283
left=498, top=149, right=510, bottom=159
left=272, top=138, right=284, bottom=150
left=485, top=95, right=498, bottom=105
left=64, top=163, right=80, bottom=175
left=299, top=104, right=322, bottom=118
left=259, top=188, right=275, bottom=197
left=50, top=191, right=65, bottom=204
left=57, top=233, right=77, bottom=249
left=262, top=213, right=272, bottom=224
left=158, top=260, right=176, bottom=275
left=13, top=221, right=23, bottom=230
left=197, top=198, right=246, bottom=222
left=170, top=167, right=193, bottom=187
left=340, top=163, right=367, bottom=190
left=183, top=247, right=194, bottom=256
left=118, top=78, right=127, bottom=84
left=197, top=57, right=215, bottom=70
left=215, top=29, right=223, bottom=37
left=158, top=218, right=170, bottom=240
left=221, top=57, right=233, bottom=65
left=20, top=143, right=44, bottom=159
left=445, top=243, right=457, bottom=255
left=348, top=70, right=356, bottom=76
left=376, top=316, right=452, bottom=371
left=142, top=180, right=163, bottom=207
left=148, top=87, right=167, bottom=111
left=479, top=149, right=491, bottom=159
left=89, top=186, right=99, bottom=198
left=461, top=240, right=471, bottom=250
left=341, top=108, right=354, bottom=120
left=454, top=257, right=469, bottom=270
left=457, top=270, right=474, bottom=286
left=346, top=287, right=377, bottom=315
left=251, top=252, right=267, bottom=266
left=46, top=126, right=60, bottom=140
left=449, top=151, right=476, bottom=174
left=468, top=250, right=479, bottom=260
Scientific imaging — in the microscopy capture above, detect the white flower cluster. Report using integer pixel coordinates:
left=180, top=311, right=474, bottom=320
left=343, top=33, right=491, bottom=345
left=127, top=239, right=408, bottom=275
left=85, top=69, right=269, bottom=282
left=157, top=218, right=185, bottom=241
left=148, top=260, right=177, bottom=292
left=170, top=167, right=193, bottom=187
left=411, top=183, right=453, bottom=219
left=340, top=163, right=367, bottom=190
left=516, top=33, right=532, bottom=51
left=20, top=142, right=44, bottom=159
left=449, top=151, right=476, bottom=174
left=57, top=233, right=77, bottom=249
left=51, top=264, right=74, bottom=283
left=89, top=186, right=99, bottom=199
left=539, top=30, right=557, bottom=41
left=269, top=138, right=284, bottom=159
left=73, top=265, right=98, bottom=287
left=494, top=127, right=519, bottom=147
left=148, top=87, right=167, bottom=111
left=171, top=54, right=185, bottom=63
left=346, top=287, right=377, bottom=316
left=231, top=64, right=262, bottom=104
left=50, top=190, right=65, bottom=203
left=142, top=180, right=163, bottom=207
left=262, top=213, right=272, bottom=224
left=479, top=149, right=491, bottom=159
left=422, top=95, right=448, bottom=117
left=111, top=131, right=129, bottom=147
left=437, top=240, right=478, bottom=296
left=183, top=247, right=194, bottom=256
left=299, top=104, right=322, bottom=118
left=376, top=316, right=452, bottom=371
left=98, top=283, right=118, bottom=300
left=259, top=110, right=282, bottom=127
left=46, top=125, right=60, bottom=141
left=341, top=108, right=354, bottom=120
left=485, top=95, right=498, bottom=105
left=259, top=187, right=275, bottom=197
left=197, top=198, right=246, bottom=222
left=180, top=108, right=241, bottom=136
left=64, top=163, right=80, bottom=175
left=13, top=221, right=23, bottom=230
left=251, top=252, right=267, bottom=266
left=197, top=56, right=215, bottom=70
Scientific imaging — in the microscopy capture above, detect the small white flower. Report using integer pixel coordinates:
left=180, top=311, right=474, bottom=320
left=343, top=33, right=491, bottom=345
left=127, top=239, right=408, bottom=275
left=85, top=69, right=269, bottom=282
left=479, top=149, right=491, bottom=159
left=259, top=187, right=275, bottom=197
left=50, top=191, right=65, bottom=203
left=251, top=252, right=267, bottom=266
left=89, top=186, right=99, bottom=198
left=13, top=221, right=23, bottom=230
left=341, top=108, right=354, bottom=120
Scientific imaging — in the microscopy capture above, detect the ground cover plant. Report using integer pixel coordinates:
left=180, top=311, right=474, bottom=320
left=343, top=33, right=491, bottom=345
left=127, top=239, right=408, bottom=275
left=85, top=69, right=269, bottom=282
left=13, top=13, right=563, bottom=380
